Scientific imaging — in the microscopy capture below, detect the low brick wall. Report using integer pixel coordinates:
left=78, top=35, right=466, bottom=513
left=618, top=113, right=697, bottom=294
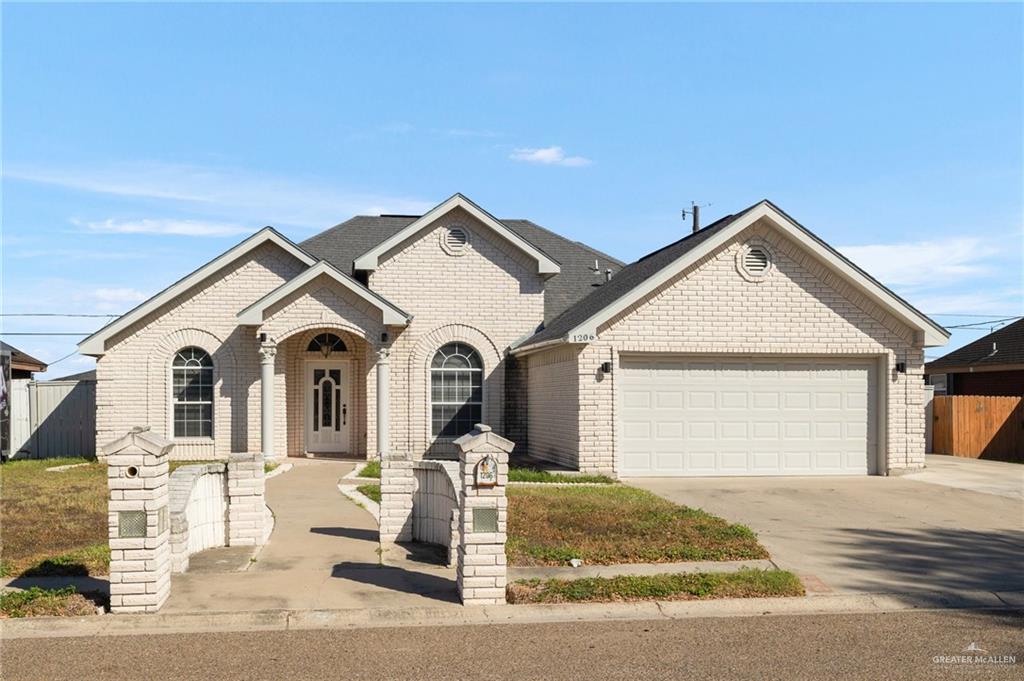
left=167, top=454, right=273, bottom=573
left=169, top=463, right=228, bottom=573
left=411, top=461, right=460, bottom=565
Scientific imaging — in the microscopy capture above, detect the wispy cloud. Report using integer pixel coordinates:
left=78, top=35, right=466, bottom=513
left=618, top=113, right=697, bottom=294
left=80, top=218, right=252, bottom=237
left=92, top=287, right=148, bottom=303
left=510, top=146, right=592, bottom=167
left=5, top=162, right=434, bottom=229
left=8, top=248, right=142, bottom=260
left=838, top=237, right=999, bottom=288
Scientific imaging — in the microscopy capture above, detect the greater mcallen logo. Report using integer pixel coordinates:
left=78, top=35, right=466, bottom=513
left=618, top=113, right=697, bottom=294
left=933, top=642, right=1017, bottom=665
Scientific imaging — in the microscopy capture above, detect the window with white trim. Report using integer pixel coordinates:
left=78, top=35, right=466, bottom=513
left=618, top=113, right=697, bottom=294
left=430, top=343, right=482, bottom=438
left=172, top=347, right=213, bottom=438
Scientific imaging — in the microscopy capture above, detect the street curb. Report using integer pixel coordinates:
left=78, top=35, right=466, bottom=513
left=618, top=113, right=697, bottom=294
left=338, top=482, right=380, bottom=520
left=2, top=590, right=1020, bottom=640
left=509, top=559, right=778, bottom=580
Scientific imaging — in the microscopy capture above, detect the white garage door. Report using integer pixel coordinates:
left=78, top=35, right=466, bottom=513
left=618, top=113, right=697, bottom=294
left=619, top=356, right=877, bottom=477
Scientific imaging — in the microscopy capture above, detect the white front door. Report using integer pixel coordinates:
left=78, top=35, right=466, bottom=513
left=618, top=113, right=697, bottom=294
left=306, top=361, right=350, bottom=453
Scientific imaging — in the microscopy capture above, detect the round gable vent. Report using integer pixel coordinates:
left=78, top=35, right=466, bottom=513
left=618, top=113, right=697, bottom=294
left=744, top=247, right=769, bottom=274
left=440, top=225, right=470, bottom=255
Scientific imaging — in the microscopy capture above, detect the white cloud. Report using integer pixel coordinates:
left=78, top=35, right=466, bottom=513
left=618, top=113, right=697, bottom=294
left=4, top=162, right=434, bottom=229
left=837, top=237, right=999, bottom=288
left=510, top=146, right=592, bottom=167
left=91, top=287, right=148, bottom=303
left=81, top=218, right=252, bottom=237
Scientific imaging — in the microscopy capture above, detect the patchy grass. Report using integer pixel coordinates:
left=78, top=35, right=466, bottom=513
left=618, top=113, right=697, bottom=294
left=507, top=569, right=804, bottom=604
left=507, top=486, right=767, bottom=566
left=264, top=461, right=279, bottom=474
left=358, top=461, right=381, bottom=479
left=0, top=459, right=109, bottom=577
left=509, top=466, right=615, bottom=484
left=0, top=586, right=100, bottom=618
left=357, top=484, right=381, bottom=503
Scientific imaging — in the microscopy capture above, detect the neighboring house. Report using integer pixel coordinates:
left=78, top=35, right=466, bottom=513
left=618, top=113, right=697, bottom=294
left=925, top=318, right=1024, bottom=396
left=1, top=341, right=48, bottom=460
left=78, top=194, right=949, bottom=477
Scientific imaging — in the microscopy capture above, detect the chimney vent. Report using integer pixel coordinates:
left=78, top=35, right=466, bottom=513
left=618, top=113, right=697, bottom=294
left=605, top=269, right=613, bottom=283
left=692, top=204, right=701, bottom=234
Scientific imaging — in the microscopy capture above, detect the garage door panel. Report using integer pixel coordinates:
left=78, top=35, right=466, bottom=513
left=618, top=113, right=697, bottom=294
left=619, top=356, right=876, bottom=477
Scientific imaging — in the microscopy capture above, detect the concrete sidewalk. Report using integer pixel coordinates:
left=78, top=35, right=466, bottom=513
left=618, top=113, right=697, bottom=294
left=163, top=458, right=457, bottom=613
left=3, top=588, right=1021, bottom=640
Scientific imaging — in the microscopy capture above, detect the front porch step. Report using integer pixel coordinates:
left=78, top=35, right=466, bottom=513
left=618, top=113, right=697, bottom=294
left=303, top=452, right=365, bottom=461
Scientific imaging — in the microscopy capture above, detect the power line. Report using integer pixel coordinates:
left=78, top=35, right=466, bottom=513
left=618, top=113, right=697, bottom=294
left=0, top=332, right=89, bottom=336
left=928, top=313, right=1023, bottom=318
left=0, top=313, right=119, bottom=318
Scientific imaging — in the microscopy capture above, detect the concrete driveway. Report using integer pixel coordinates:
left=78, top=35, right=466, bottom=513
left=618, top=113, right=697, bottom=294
left=627, top=457, right=1024, bottom=598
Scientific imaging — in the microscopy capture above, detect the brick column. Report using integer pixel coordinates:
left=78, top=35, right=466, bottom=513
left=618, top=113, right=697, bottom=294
left=228, top=452, right=267, bottom=546
left=454, top=424, right=512, bottom=606
left=378, top=347, right=414, bottom=546
left=105, top=426, right=173, bottom=613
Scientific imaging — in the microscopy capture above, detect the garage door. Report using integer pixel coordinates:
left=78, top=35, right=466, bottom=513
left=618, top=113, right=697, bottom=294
left=619, top=356, right=877, bottom=476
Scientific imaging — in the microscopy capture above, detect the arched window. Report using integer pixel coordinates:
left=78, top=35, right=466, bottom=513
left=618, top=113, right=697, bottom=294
left=307, top=333, right=347, bottom=358
left=171, top=347, right=213, bottom=438
left=430, top=343, right=483, bottom=438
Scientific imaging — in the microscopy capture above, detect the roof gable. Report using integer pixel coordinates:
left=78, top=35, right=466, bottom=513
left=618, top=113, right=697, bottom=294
left=79, top=228, right=317, bottom=356
left=516, top=200, right=950, bottom=352
left=301, top=214, right=623, bottom=324
left=237, top=260, right=410, bottom=326
left=926, top=318, right=1024, bottom=372
left=352, top=194, right=561, bottom=276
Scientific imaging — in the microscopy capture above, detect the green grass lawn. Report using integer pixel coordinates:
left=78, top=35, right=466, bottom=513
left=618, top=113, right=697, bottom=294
left=508, top=467, right=615, bottom=484
left=507, top=569, right=804, bottom=604
left=358, top=460, right=381, bottom=479
left=0, top=459, right=109, bottom=577
left=507, top=485, right=767, bottom=566
left=357, top=483, right=381, bottom=503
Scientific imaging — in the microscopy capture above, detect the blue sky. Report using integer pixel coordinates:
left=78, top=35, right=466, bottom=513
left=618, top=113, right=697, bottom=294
left=2, top=2, right=1022, bottom=378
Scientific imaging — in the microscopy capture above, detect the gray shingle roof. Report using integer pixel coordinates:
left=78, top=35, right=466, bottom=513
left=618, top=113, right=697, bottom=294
left=926, top=318, right=1024, bottom=372
left=301, top=216, right=624, bottom=323
left=517, top=205, right=757, bottom=347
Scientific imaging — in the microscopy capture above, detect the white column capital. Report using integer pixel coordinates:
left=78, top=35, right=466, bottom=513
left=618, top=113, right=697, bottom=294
left=259, top=343, right=278, bottom=364
left=377, top=347, right=391, bottom=364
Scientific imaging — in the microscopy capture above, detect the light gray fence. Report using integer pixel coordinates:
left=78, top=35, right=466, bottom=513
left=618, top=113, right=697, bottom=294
left=9, top=380, right=96, bottom=459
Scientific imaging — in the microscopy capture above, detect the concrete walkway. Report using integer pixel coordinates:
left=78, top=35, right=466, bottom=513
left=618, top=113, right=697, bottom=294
left=164, top=459, right=457, bottom=613
left=902, top=454, right=1024, bottom=500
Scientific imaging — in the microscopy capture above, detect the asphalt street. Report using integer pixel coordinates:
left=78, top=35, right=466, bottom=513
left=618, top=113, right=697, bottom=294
left=3, top=609, right=1021, bottom=680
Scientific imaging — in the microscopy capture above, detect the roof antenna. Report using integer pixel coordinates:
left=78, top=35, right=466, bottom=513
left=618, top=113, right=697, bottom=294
left=681, top=201, right=711, bottom=234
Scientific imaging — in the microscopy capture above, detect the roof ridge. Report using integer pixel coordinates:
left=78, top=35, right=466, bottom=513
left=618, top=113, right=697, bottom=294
left=505, top=218, right=625, bottom=267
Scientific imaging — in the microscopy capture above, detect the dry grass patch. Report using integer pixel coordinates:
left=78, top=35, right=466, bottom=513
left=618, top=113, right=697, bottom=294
left=507, top=485, right=767, bottom=566
left=506, top=569, right=804, bottom=604
left=0, top=459, right=109, bottom=577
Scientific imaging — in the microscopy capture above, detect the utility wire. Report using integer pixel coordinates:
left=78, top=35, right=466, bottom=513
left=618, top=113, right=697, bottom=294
left=0, top=332, right=90, bottom=336
left=0, top=313, right=120, bottom=318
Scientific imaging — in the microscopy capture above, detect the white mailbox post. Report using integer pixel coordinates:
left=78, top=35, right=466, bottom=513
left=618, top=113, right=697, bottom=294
left=105, top=426, right=173, bottom=613
left=453, top=424, right=512, bottom=606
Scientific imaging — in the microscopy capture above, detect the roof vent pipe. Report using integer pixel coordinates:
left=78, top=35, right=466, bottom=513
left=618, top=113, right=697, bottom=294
left=605, top=269, right=613, bottom=283
left=692, top=204, right=700, bottom=234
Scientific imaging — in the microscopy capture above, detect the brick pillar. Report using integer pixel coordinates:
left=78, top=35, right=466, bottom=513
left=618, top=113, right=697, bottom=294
left=227, top=452, right=267, bottom=546
left=454, top=424, right=512, bottom=606
left=377, top=347, right=414, bottom=546
left=105, top=426, right=173, bottom=613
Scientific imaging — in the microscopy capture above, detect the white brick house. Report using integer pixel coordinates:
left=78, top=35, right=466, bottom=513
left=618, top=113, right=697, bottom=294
left=79, top=194, right=948, bottom=477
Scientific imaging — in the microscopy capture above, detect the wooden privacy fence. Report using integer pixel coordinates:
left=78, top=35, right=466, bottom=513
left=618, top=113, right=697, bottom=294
left=932, top=395, right=1023, bottom=462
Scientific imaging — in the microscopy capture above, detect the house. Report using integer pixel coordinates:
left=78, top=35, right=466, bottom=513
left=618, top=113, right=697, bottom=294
left=78, top=194, right=949, bottom=477
left=1, top=341, right=48, bottom=460
left=925, top=318, right=1024, bottom=396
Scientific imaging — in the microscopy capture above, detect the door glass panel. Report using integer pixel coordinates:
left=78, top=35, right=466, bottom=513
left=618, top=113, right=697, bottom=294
left=314, top=369, right=324, bottom=384
left=313, top=388, right=319, bottom=431
left=322, top=382, right=332, bottom=427
left=329, top=369, right=340, bottom=384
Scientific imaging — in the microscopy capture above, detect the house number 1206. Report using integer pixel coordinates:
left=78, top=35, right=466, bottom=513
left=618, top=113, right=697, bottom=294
left=572, top=334, right=596, bottom=342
